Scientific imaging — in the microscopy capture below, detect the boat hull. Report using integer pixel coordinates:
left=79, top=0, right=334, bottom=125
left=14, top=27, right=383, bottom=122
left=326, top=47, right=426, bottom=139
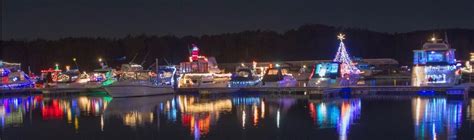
left=105, top=85, right=174, bottom=98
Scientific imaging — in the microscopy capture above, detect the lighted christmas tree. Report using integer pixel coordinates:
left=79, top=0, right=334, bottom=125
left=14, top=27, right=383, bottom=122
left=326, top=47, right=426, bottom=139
left=333, top=33, right=360, bottom=77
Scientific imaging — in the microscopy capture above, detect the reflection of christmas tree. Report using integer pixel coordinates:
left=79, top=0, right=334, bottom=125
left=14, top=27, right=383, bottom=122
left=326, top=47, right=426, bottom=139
left=333, top=34, right=360, bottom=77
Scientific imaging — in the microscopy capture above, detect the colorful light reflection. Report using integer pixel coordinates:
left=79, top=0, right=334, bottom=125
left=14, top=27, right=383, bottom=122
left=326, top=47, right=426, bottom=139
left=308, top=99, right=361, bottom=139
left=0, top=95, right=110, bottom=130
left=412, top=97, right=462, bottom=140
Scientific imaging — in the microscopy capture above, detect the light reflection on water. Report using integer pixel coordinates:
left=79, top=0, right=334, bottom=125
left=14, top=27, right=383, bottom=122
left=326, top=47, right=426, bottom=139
left=0, top=93, right=473, bottom=140
left=0, top=95, right=110, bottom=130
left=469, top=99, right=474, bottom=122
left=412, top=97, right=463, bottom=140
left=308, top=99, right=361, bottom=140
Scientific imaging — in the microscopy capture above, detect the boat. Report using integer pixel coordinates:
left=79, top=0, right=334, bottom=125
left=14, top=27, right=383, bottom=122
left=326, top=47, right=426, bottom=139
left=229, top=65, right=263, bottom=88
left=104, top=63, right=177, bottom=97
left=178, top=44, right=231, bottom=88
left=0, top=61, right=35, bottom=91
left=412, top=35, right=461, bottom=86
left=259, top=66, right=297, bottom=87
left=292, top=64, right=312, bottom=81
left=37, top=68, right=91, bottom=93
left=308, top=34, right=362, bottom=87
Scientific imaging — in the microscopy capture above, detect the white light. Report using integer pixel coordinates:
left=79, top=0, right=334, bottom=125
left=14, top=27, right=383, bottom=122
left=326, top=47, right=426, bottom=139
left=242, top=111, right=246, bottom=129
left=318, top=68, right=326, bottom=77
left=337, top=33, right=346, bottom=41
left=276, top=110, right=280, bottom=128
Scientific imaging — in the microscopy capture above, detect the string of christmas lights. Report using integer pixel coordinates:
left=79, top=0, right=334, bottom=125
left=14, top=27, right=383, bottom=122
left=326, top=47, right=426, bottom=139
left=333, top=34, right=360, bottom=77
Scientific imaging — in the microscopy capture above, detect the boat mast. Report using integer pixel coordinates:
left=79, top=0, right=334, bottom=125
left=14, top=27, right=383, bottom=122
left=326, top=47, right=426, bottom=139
left=155, top=58, right=160, bottom=84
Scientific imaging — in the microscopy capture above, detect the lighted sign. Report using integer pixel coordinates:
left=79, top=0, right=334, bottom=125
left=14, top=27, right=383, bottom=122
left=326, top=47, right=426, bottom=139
left=426, top=51, right=445, bottom=63
left=314, top=62, right=339, bottom=78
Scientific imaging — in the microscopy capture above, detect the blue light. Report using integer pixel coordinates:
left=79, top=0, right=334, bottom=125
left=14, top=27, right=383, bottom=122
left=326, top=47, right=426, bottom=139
left=418, top=90, right=436, bottom=96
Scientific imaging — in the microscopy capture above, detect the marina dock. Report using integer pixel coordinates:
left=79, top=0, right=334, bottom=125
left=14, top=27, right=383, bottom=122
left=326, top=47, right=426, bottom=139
left=177, top=84, right=473, bottom=97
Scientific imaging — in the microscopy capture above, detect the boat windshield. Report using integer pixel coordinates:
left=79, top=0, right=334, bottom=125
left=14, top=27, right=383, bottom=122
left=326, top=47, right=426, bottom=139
left=262, top=68, right=288, bottom=82
left=237, top=70, right=251, bottom=78
left=158, top=68, right=175, bottom=79
left=267, top=68, right=289, bottom=75
left=267, top=69, right=279, bottom=75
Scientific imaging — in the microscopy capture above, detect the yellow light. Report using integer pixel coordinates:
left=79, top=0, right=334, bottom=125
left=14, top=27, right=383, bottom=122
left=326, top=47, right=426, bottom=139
left=253, top=104, right=258, bottom=126
left=73, top=58, right=77, bottom=61
left=101, top=115, right=104, bottom=131
left=184, top=100, right=232, bottom=113
left=470, top=53, right=474, bottom=62
left=98, top=58, right=103, bottom=62
left=261, top=101, right=265, bottom=118
left=74, top=116, right=79, bottom=131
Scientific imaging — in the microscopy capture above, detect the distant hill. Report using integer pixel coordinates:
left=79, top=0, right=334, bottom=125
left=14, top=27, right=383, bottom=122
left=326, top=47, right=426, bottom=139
left=1, top=24, right=474, bottom=73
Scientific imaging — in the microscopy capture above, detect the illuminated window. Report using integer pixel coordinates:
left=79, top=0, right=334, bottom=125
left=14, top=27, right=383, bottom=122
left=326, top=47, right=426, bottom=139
left=267, top=69, right=279, bottom=75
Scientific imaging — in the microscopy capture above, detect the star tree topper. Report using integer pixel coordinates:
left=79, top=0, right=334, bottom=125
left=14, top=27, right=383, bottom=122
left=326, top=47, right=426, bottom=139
left=337, top=33, right=345, bottom=41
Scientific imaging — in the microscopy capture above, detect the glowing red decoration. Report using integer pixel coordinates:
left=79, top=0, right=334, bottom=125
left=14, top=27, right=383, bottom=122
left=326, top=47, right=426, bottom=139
left=42, top=99, right=64, bottom=120
left=191, top=44, right=200, bottom=62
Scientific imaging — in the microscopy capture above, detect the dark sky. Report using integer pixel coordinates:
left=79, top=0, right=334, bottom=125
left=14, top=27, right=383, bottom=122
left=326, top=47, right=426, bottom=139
left=3, top=0, right=474, bottom=39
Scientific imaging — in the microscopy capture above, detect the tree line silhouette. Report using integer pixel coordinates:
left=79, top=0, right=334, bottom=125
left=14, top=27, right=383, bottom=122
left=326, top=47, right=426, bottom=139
left=1, top=24, right=474, bottom=73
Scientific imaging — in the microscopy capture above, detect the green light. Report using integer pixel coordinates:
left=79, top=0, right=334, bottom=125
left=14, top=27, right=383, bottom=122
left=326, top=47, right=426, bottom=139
left=101, top=79, right=115, bottom=86
left=103, top=96, right=113, bottom=102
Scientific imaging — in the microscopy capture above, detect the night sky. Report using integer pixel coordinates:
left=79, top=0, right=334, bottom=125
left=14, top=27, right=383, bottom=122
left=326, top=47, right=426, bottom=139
left=3, top=0, right=474, bottom=39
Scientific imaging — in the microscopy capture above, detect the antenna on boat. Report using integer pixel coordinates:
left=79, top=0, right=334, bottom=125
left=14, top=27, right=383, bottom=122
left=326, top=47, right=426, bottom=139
left=140, top=40, right=151, bottom=65
left=444, top=31, right=449, bottom=44
left=129, top=53, right=138, bottom=64
left=187, top=44, right=192, bottom=56
left=155, top=58, right=159, bottom=72
left=28, top=66, right=31, bottom=75
left=140, top=51, right=150, bottom=65
left=163, top=58, right=171, bottom=66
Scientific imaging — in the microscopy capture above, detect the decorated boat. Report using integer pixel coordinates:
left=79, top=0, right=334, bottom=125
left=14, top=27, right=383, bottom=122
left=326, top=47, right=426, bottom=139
left=412, top=35, right=461, bottom=86
left=308, top=34, right=361, bottom=87
left=37, top=66, right=91, bottom=93
left=259, top=65, right=297, bottom=87
left=0, top=61, right=34, bottom=90
left=104, top=62, right=177, bottom=98
left=178, top=44, right=231, bottom=88
left=229, top=64, right=263, bottom=88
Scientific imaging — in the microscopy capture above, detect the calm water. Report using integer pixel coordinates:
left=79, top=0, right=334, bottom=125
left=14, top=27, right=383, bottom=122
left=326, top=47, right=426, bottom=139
left=0, top=92, right=473, bottom=140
